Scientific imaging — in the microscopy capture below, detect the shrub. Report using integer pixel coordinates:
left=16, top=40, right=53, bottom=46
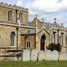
left=47, top=43, right=61, bottom=52
left=16, top=53, right=22, bottom=59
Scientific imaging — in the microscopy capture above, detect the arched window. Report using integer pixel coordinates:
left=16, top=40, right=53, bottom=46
left=26, top=41, right=30, bottom=48
left=10, top=32, right=15, bottom=46
left=19, top=13, right=23, bottom=22
left=53, top=32, right=56, bottom=43
left=8, top=11, right=12, bottom=21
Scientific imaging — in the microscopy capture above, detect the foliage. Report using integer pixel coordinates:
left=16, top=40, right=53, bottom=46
left=47, top=43, right=62, bottom=52
left=16, top=53, right=22, bottom=59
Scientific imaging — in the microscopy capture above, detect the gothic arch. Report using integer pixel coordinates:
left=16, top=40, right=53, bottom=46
left=10, top=32, right=15, bottom=46
left=40, top=34, right=46, bottom=51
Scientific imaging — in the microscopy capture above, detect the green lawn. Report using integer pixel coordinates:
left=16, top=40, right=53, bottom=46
left=0, top=61, right=67, bottom=67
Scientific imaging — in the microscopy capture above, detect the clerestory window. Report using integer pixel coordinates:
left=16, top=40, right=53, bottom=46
left=8, top=11, right=12, bottom=21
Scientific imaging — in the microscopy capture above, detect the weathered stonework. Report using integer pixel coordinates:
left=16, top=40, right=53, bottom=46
left=0, top=2, right=67, bottom=60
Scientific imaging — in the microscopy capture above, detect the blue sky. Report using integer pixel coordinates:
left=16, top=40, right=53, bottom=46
left=0, top=0, right=67, bottom=27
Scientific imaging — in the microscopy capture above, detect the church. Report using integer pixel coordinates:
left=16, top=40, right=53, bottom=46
left=0, top=2, right=67, bottom=56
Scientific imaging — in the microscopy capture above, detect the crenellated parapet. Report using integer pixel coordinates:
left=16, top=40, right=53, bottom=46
left=0, top=2, right=29, bottom=24
left=0, top=2, right=28, bottom=13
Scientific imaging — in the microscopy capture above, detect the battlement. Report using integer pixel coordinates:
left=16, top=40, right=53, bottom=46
left=0, top=2, right=28, bottom=12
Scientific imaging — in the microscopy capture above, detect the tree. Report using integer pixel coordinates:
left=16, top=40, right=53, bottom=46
left=47, top=43, right=61, bottom=52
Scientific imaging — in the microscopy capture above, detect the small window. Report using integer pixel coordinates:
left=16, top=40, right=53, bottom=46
left=8, top=11, right=12, bottom=21
left=53, top=32, right=56, bottom=34
left=26, top=41, right=30, bottom=48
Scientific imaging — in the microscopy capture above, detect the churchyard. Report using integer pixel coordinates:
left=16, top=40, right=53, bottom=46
left=0, top=61, right=67, bottom=67
left=0, top=49, right=67, bottom=67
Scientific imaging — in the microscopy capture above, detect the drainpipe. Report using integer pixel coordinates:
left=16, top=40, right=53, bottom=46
left=61, top=33, right=63, bottom=46
left=16, top=27, right=18, bottom=50
left=16, top=9, right=18, bottom=23
left=16, top=9, right=18, bottom=50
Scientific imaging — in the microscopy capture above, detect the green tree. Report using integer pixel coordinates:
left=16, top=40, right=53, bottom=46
left=47, top=43, right=61, bottom=52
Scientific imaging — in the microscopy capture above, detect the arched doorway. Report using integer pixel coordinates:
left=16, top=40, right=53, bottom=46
left=40, top=34, right=46, bottom=51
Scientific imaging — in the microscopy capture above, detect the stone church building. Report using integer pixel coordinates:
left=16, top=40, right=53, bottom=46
left=0, top=2, right=67, bottom=55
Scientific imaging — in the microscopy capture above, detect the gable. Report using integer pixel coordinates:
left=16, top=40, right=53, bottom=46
left=37, top=28, right=50, bottom=35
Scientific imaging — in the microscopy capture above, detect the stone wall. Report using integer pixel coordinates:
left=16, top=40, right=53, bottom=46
left=21, top=49, right=59, bottom=61
left=0, top=49, right=67, bottom=61
left=31, top=49, right=38, bottom=61
left=0, top=25, right=16, bottom=47
left=45, top=50, right=59, bottom=61
left=22, top=49, right=30, bottom=61
left=0, top=5, right=28, bottom=24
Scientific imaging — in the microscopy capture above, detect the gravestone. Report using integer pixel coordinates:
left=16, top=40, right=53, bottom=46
left=38, top=51, right=45, bottom=61
left=31, top=49, right=38, bottom=61
left=51, top=50, right=59, bottom=60
left=59, top=48, right=67, bottom=60
left=45, top=50, right=59, bottom=60
left=22, top=49, right=30, bottom=61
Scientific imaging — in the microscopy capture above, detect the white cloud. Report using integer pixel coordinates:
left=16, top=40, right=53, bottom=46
left=16, top=0, right=67, bottom=13
left=16, top=0, right=67, bottom=26
left=0, top=0, right=2, bottom=2
left=16, top=0, right=25, bottom=7
left=27, top=0, right=67, bottom=13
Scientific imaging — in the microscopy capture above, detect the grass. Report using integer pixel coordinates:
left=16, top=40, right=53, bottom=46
left=0, top=60, right=67, bottom=67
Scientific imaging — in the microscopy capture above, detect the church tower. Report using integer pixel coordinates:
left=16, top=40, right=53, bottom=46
left=0, top=2, right=29, bottom=24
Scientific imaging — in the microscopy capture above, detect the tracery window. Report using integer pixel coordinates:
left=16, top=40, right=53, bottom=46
left=8, top=11, right=12, bottom=21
